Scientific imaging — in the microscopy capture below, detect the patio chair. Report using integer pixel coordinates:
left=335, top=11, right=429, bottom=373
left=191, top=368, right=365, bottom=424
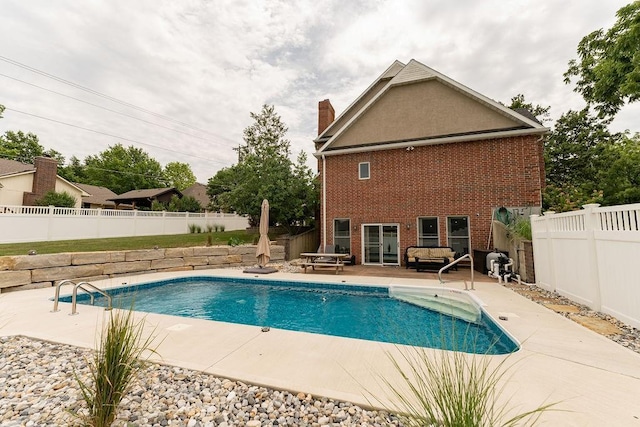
left=315, top=245, right=336, bottom=262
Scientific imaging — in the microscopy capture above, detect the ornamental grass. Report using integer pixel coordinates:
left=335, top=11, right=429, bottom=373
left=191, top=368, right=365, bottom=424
left=74, top=308, right=157, bottom=427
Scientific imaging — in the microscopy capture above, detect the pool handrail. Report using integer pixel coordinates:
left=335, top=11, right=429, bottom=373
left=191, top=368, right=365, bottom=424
left=52, top=279, right=76, bottom=312
left=71, top=281, right=112, bottom=315
left=438, top=254, right=475, bottom=290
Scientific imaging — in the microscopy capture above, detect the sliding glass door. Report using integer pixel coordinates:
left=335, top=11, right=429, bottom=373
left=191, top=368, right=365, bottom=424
left=363, top=224, right=399, bottom=265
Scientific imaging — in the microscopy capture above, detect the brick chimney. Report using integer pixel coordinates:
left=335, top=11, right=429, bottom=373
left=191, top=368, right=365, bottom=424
left=23, top=156, right=58, bottom=205
left=318, top=99, right=335, bottom=136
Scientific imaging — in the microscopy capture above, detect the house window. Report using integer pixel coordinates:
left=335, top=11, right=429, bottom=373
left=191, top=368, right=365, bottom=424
left=447, top=216, right=470, bottom=256
left=359, top=162, right=370, bottom=180
left=418, top=217, right=439, bottom=246
left=334, top=219, right=351, bottom=254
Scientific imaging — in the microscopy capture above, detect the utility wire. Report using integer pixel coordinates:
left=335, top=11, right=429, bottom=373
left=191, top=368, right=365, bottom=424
left=0, top=72, right=236, bottom=147
left=0, top=152, right=172, bottom=181
left=5, top=107, right=229, bottom=167
left=0, top=55, right=221, bottom=137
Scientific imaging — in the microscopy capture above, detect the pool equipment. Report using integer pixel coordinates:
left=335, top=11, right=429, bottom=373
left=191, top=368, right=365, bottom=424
left=487, top=252, right=520, bottom=284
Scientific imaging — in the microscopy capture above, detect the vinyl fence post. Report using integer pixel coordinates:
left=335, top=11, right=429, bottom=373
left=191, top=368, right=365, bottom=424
left=582, top=203, right=602, bottom=311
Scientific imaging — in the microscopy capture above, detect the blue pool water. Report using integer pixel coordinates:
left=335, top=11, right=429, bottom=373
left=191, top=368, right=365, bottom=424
left=61, top=276, right=518, bottom=354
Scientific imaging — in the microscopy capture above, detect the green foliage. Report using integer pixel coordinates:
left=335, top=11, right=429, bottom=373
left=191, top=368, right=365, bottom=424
left=0, top=130, right=65, bottom=166
left=543, top=184, right=603, bottom=213
left=34, top=191, right=77, bottom=208
left=58, top=156, right=88, bottom=183
left=597, top=133, right=640, bottom=205
left=507, top=216, right=533, bottom=241
left=227, top=236, right=242, bottom=246
left=163, top=161, right=196, bottom=191
left=564, top=2, right=640, bottom=117
left=74, top=309, right=157, bottom=427
left=545, top=108, right=618, bottom=188
left=150, top=200, right=166, bottom=211
left=542, top=108, right=621, bottom=211
left=0, top=104, right=4, bottom=118
left=83, top=144, right=165, bottom=194
left=168, top=195, right=202, bottom=212
left=508, top=94, right=551, bottom=123
left=207, top=105, right=317, bottom=233
left=188, top=224, right=203, bottom=233
left=382, top=346, right=558, bottom=427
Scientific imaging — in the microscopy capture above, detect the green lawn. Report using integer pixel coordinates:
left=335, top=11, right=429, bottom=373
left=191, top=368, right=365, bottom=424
left=0, top=231, right=260, bottom=256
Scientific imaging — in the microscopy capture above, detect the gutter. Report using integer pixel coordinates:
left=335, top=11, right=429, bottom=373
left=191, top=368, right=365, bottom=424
left=313, top=127, right=549, bottom=158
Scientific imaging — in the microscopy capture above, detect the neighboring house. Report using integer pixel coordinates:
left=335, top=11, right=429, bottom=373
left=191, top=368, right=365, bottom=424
left=313, top=59, right=548, bottom=266
left=108, top=188, right=183, bottom=210
left=0, top=156, right=86, bottom=208
left=182, top=182, right=209, bottom=208
left=73, top=183, right=119, bottom=209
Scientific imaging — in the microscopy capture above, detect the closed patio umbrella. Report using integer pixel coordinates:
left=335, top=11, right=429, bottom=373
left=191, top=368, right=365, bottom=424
left=256, top=199, right=270, bottom=267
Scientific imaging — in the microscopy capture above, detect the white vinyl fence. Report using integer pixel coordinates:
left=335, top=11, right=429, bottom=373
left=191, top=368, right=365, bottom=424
left=531, top=203, right=640, bottom=329
left=0, top=205, right=249, bottom=243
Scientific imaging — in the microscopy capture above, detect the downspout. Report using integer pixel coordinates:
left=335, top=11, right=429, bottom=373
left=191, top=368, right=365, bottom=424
left=322, top=154, right=327, bottom=248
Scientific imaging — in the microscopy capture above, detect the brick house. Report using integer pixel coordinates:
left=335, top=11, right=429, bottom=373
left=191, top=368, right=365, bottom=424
left=313, top=59, right=548, bottom=266
left=0, top=156, right=86, bottom=208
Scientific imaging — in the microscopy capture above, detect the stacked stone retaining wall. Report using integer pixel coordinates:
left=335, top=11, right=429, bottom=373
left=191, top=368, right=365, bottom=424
left=0, top=245, right=284, bottom=292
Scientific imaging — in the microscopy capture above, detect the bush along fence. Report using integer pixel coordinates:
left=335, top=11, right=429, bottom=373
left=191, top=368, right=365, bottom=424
left=531, top=203, right=640, bottom=329
left=0, top=205, right=250, bottom=244
left=0, top=244, right=284, bottom=292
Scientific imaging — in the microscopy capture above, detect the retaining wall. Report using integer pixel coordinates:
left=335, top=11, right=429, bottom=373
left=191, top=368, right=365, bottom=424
left=0, top=244, right=284, bottom=292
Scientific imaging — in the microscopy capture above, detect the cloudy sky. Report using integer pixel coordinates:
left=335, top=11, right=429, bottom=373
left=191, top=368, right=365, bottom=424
left=1, top=0, right=638, bottom=183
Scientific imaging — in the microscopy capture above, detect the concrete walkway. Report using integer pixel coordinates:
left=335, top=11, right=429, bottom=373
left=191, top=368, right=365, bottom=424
left=1, top=269, right=639, bottom=426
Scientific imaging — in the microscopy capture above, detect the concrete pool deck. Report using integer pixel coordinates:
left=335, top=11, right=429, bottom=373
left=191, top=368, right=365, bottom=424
left=1, top=269, right=639, bottom=426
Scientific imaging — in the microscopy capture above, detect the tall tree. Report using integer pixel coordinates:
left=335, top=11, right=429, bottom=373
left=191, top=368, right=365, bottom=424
left=163, top=161, right=196, bottom=190
left=83, top=144, right=164, bottom=194
left=58, top=156, right=87, bottom=183
left=0, top=130, right=65, bottom=166
left=543, top=108, right=621, bottom=211
left=564, top=2, right=640, bottom=117
left=508, top=94, right=551, bottom=123
left=207, top=105, right=317, bottom=232
left=598, top=133, right=640, bottom=205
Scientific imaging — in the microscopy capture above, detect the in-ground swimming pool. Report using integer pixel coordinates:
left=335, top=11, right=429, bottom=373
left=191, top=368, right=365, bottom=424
left=61, top=276, right=519, bottom=355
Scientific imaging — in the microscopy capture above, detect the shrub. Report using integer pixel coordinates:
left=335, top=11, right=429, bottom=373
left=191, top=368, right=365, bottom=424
left=150, top=200, right=166, bottom=211
left=34, top=191, right=77, bottom=208
left=227, top=236, right=242, bottom=246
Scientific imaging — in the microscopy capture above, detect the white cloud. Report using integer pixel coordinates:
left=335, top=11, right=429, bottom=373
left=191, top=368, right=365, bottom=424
left=0, top=0, right=638, bottom=184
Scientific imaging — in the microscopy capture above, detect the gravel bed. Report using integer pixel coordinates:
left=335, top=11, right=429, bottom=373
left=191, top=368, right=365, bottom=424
left=504, top=283, right=640, bottom=354
left=0, top=336, right=402, bottom=427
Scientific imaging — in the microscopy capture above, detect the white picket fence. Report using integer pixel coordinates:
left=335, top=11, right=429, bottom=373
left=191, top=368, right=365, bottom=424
left=531, top=203, right=640, bottom=329
left=0, top=205, right=249, bottom=243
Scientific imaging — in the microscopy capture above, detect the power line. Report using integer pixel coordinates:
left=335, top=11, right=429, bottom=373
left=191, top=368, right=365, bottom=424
left=5, top=107, right=230, bottom=167
left=0, top=72, right=236, bottom=147
left=0, top=55, right=223, bottom=138
left=0, top=152, right=168, bottom=181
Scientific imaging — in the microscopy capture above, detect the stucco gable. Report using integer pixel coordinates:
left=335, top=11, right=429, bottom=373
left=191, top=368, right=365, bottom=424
left=316, top=59, right=547, bottom=154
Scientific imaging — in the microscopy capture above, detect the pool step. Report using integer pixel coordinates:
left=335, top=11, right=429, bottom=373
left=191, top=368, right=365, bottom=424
left=389, top=286, right=482, bottom=324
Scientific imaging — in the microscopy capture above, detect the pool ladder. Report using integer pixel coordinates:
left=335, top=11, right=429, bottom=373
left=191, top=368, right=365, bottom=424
left=52, top=279, right=112, bottom=315
left=438, top=254, right=475, bottom=291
